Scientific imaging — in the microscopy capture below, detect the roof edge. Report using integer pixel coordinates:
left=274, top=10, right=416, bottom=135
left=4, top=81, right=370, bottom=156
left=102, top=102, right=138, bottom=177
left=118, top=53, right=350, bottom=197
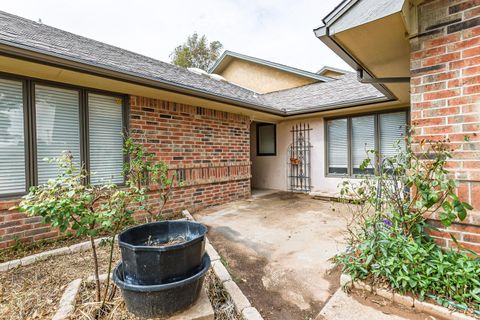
left=0, top=41, right=394, bottom=118
left=0, top=41, right=287, bottom=116
left=209, top=50, right=332, bottom=82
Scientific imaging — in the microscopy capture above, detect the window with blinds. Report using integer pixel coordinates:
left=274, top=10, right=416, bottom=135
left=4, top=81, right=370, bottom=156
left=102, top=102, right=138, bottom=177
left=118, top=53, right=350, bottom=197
left=326, top=110, right=408, bottom=177
left=351, top=115, right=375, bottom=175
left=379, top=111, right=407, bottom=161
left=0, top=75, right=127, bottom=197
left=0, top=79, right=25, bottom=195
left=327, top=118, right=348, bottom=174
left=35, top=85, right=81, bottom=184
left=88, top=93, right=124, bottom=185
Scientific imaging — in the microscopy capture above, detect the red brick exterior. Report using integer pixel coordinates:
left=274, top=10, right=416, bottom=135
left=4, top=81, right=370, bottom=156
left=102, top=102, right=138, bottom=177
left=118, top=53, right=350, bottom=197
left=411, top=0, right=480, bottom=252
left=0, top=96, right=251, bottom=249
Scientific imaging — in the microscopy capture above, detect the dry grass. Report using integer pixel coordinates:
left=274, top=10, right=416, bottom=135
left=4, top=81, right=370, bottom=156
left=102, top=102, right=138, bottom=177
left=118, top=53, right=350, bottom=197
left=204, top=271, right=241, bottom=320
left=0, top=242, right=120, bottom=320
left=0, top=241, right=241, bottom=320
left=71, top=270, right=242, bottom=320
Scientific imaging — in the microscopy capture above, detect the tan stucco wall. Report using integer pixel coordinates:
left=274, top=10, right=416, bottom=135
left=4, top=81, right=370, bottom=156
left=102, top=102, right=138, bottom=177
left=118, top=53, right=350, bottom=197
left=219, top=59, right=316, bottom=93
left=250, top=102, right=409, bottom=195
left=251, top=118, right=341, bottom=194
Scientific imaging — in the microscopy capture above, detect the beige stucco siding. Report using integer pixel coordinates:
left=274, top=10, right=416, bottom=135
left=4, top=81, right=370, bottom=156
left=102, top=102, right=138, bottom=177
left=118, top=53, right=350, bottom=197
left=220, top=59, right=316, bottom=93
left=251, top=118, right=342, bottom=195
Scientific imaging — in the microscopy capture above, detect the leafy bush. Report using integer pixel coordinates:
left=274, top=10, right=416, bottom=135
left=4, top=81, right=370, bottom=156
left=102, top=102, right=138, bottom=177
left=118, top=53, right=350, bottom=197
left=336, top=137, right=480, bottom=310
left=18, top=152, right=137, bottom=308
left=17, top=137, right=176, bottom=313
left=123, top=136, right=175, bottom=221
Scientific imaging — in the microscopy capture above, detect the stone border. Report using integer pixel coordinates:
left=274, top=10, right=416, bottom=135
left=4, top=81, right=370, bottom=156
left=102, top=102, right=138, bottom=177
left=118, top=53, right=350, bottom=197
left=182, top=210, right=264, bottom=320
left=0, top=237, right=111, bottom=272
left=53, top=272, right=111, bottom=320
left=341, top=274, right=479, bottom=320
left=53, top=278, right=82, bottom=320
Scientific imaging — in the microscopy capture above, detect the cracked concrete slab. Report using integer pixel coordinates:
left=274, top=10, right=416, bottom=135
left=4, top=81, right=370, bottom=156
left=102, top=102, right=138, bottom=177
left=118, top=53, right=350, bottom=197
left=195, top=190, right=347, bottom=319
left=316, top=289, right=410, bottom=320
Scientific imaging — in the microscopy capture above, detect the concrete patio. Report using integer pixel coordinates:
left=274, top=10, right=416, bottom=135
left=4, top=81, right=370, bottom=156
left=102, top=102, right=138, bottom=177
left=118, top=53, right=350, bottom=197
left=194, top=190, right=347, bottom=319
left=195, top=190, right=438, bottom=320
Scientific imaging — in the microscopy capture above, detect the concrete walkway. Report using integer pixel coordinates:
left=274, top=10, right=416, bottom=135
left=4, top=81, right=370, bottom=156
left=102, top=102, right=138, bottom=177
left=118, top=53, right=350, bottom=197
left=195, top=190, right=430, bottom=320
left=317, top=289, right=409, bottom=320
left=195, top=190, right=347, bottom=319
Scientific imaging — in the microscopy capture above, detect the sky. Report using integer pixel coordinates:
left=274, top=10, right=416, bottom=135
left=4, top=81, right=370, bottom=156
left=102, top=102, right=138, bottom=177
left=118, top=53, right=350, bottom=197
left=1, top=0, right=351, bottom=73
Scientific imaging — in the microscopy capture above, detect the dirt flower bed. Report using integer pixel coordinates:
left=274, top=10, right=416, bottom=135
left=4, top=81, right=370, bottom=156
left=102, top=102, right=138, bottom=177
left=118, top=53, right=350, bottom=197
left=0, top=234, right=90, bottom=263
left=0, top=240, right=240, bottom=320
left=71, top=269, right=241, bottom=320
left=0, top=244, right=120, bottom=320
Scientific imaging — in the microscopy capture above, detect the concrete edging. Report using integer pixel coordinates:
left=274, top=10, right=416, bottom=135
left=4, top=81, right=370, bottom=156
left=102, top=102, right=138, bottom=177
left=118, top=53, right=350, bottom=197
left=182, top=209, right=264, bottom=320
left=342, top=274, right=479, bottom=320
left=0, top=237, right=111, bottom=272
left=53, top=273, right=112, bottom=320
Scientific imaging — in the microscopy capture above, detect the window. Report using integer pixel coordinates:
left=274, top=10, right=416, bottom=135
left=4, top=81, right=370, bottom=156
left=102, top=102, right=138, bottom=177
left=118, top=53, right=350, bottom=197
left=379, top=112, right=407, bottom=161
left=0, top=74, right=126, bottom=197
left=0, top=78, right=25, bottom=195
left=35, top=85, right=81, bottom=184
left=327, top=119, right=348, bottom=174
left=351, top=115, right=375, bottom=175
left=326, top=110, right=408, bottom=176
left=256, top=123, right=276, bottom=156
left=88, top=93, right=124, bottom=184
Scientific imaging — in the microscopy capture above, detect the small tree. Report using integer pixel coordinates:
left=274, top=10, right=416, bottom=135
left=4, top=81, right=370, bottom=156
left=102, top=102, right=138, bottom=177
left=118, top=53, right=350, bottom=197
left=123, top=136, right=175, bottom=221
left=17, top=152, right=138, bottom=309
left=170, top=32, right=223, bottom=70
left=17, top=138, right=177, bottom=312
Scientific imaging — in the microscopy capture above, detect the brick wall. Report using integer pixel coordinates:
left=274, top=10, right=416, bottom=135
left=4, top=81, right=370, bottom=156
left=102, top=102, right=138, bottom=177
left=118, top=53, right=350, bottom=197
left=0, top=96, right=251, bottom=249
left=410, top=0, right=480, bottom=252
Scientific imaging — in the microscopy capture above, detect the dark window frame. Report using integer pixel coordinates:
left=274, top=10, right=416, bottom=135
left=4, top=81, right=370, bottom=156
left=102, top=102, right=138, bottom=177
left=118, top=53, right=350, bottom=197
left=324, top=108, right=409, bottom=178
left=0, top=71, right=129, bottom=199
left=256, top=122, right=277, bottom=156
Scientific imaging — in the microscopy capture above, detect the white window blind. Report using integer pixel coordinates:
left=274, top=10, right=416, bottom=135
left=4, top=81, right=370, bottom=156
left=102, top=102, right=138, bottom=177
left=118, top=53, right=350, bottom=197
left=351, top=115, right=375, bottom=174
left=0, top=79, right=25, bottom=194
left=379, top=111, right=407, bottom=160
left=88, top=93, right=124, bottom=185
left=327, top=118, right=348, bottom=174
left=35, top=85, right=81, bottom=184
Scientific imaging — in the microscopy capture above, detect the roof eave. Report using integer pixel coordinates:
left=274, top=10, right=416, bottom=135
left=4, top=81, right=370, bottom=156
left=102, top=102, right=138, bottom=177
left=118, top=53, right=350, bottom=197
left=0, top=41, right=288, bottom=116
left=314, top=25, right=396, bottom=101
left=0, top=41, right=395, bottom=118
left=285, top=95, right=391, bottom=116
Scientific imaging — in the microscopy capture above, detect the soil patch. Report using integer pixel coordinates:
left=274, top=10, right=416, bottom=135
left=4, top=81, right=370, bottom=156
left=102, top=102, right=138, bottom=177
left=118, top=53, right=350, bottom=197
left=0, top=244, right=121, bottom=320
left=349, top=288, right=448, bottom=320
left=71, top=270, right=240, bottom=320
left=0, top=234, right=92, bottom=263
left=145, top=235, right=187, bottom=247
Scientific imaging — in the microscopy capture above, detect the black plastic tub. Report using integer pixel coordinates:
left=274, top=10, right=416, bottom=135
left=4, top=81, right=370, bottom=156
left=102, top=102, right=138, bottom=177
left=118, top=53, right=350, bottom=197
left=118, top=220, right=208, bottom=285
left=113, top=254, right=210, bottom=318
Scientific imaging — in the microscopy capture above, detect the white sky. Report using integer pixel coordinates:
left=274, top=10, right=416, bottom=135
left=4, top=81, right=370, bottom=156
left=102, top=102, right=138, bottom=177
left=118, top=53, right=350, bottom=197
left=1, top=0, right=351, bottom=73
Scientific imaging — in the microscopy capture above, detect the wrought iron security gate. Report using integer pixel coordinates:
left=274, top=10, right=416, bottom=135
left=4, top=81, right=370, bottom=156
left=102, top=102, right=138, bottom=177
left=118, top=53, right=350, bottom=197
left=287, top=123, right=312, bottom=192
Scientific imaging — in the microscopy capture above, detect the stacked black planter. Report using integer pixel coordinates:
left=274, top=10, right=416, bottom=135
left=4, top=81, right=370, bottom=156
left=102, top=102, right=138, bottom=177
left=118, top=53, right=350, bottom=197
left=113, top=220, right=210, bottom=318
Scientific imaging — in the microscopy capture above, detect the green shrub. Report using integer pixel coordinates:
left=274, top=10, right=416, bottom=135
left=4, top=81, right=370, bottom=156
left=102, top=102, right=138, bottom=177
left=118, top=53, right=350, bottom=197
left=336, top=137, right=480, bottom=310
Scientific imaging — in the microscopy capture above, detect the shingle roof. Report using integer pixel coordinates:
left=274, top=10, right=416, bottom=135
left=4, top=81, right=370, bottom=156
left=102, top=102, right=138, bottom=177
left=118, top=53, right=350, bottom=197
left=263, top=72, right=385, bottom=113
left=0, top=10, right=387, bottom=116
